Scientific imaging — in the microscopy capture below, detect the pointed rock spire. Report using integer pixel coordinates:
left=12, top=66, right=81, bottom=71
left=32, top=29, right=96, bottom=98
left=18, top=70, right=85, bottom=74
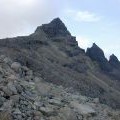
left=35, top=18, right=71, bottom=37
left=109, top=54, right=120, bottom=69
left=86, top=43, right=112, bottom=72
left=86, top=43, right=105, bottom=61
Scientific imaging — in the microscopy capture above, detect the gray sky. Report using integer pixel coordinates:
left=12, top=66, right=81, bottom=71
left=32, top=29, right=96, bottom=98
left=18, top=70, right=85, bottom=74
left=0, top=0, right=120, bottom=60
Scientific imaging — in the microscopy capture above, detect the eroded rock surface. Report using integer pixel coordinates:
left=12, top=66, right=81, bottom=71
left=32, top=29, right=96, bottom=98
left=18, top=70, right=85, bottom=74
left=0, top=55, right=120, bottom=120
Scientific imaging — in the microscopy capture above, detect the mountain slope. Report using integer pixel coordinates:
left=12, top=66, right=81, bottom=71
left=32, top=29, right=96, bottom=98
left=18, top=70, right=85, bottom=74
left=0, top=55, right=120, bottom=120
left=0, top=18, right=120, bottom=109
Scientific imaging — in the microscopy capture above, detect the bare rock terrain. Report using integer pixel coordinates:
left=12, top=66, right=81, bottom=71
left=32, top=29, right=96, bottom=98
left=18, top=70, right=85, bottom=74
left=0, top=55, right=120, bottom=120
left=0, top=18, right=120, bottom=119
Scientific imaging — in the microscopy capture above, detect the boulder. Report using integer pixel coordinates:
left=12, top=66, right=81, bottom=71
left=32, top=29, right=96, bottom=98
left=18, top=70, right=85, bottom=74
left=11, top=62, right=21, bottom=72
left=93, top=98, right=99, bottom=104
left=6, top=74, right=18, bottom=82
left=15, top=84, right=23, bottom=93
left=0, top=55, right=6, bottom=62
left=10, top=95, right=20, bottom=103
left=59, top=106, right=78, bottom=120
left=2, top=100, right=13, bottom=111
left=2, top=87, right=13, bottom=96
left=49, top=98, right=63, bottom=107
left=7, top=82, right=17, bottom=95
left=34, top=111, right=42, bottom=120
left=39, top=106, right=56, bottom=117
left=3, top=57, right=12, bottom=65
left=35, top=82, right=52, bottom=96
left=70, top=102, right=96, bottom=116
left=13, top=108, right=22, bottom=115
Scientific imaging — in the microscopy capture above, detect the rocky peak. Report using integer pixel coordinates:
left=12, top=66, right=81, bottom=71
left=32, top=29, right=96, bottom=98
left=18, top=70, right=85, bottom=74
left=86, top=43, right=112, bottom=72
left=35, top=18, right=71, bottom=37
left=109, top=54, right=120, bottom=68
left=86, top=43, right=106, bottom=61
left=109, top=54, right=119, bottom=63
left=92, top=43, right=98, bottom=47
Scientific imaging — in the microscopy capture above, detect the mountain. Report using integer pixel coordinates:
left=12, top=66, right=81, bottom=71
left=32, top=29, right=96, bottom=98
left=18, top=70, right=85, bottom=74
left=0, top=18, right=120, bottom=110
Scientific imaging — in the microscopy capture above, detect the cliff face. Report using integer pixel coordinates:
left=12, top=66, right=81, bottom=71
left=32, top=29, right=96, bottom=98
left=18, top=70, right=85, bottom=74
left=35, top=18, right=71, bottom=37
left=0, top=18, right=120, bottom=109
left=86, top=44, right=120, bottom=80
left=86, top=43, right=113, bottom=72
left=109, top=54, right=120, bottom=69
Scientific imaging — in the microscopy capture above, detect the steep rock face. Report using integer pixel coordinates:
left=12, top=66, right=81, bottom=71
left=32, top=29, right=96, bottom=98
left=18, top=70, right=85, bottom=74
left=35, top=18, right=84, bottom=57
left=108, top=54, right=120, bottom=80
left=109, top=54, right=120, bottom=69
left=35, top=18, right=71, bottom=37
left=86, top=43, right=112, bottom=72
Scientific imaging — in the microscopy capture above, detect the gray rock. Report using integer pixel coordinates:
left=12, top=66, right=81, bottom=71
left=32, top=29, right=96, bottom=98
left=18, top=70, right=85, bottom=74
left=0, top=96, right=4, bottom=107
left=39, top=106, right=56, bottom=117
left=2, top=100, right=13, bottom=111
left=6, top=74, right=18, bottom=82
left=93, top=98, right=99, bottom=104
left=10, top=95, right=20, bottom=103
left=15, top=84, right=23, bottom=93
left=34, top=111, right=42, bottom=120
left=11, top=62, right=21, bottom=72
left=70, top=102, right=96, bottom=116
left=21, top=92, right=36, bottom=102
left=3, top=57, right=12, bottom=65
left=7, top=82, right=17, bottom=95
left=13, top=108, right=22, bottom=114
left=49, top=98, right=63, bottom=107
left=59, top=106, right=78, bottom=120
left=2, top=87, right=13, bottom=96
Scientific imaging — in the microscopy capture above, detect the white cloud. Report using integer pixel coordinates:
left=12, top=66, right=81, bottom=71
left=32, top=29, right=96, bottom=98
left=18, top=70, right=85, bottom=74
left=0, top=0, right=63, bottom=38
left=76, top=35, right=92, bottom=49
left=66, top=10, right=101, bottom=22
left=103, top=45, right=120, bottom=60
left=76, top=11, right=101, bottom=22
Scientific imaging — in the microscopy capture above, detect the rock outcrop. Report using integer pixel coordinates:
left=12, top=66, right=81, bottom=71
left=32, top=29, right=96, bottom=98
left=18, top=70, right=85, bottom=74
left=35, top=18, right=71, bottom=37
left=86, top=43, right=112, bottom=72
left=109, top=54, right=120, bottom=69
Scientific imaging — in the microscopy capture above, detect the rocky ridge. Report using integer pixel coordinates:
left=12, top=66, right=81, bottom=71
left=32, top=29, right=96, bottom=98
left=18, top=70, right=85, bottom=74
left=86, top=43, right=112, bottom=72
left=87, top=43, right=120, bottom=80
left=0, top=55, right=120, bottom=120
left=0, top=18, right=120, bottom=109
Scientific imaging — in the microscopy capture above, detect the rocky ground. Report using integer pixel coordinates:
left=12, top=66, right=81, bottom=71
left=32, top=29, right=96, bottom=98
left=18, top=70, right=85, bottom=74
left=0, top=55, right=119, bottom=120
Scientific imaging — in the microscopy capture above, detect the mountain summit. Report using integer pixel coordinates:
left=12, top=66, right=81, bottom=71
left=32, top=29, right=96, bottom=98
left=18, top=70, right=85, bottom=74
left=35, top=18, right=71, bottom=37
left=109, top=54, right=120, bottom=69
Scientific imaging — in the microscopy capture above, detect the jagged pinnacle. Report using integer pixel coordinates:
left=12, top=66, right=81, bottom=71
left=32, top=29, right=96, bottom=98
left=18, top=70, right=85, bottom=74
left=35, top=17, right=71, bottom=37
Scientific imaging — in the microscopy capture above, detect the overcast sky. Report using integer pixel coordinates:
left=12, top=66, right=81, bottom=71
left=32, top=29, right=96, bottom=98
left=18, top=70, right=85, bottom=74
left=0, top=0, right=120, bottom=60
